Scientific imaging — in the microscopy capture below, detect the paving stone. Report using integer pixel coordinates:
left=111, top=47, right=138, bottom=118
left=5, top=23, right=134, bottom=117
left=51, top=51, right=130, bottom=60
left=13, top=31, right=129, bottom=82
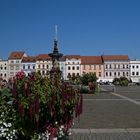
left=69, top=86, right=140, bottom=140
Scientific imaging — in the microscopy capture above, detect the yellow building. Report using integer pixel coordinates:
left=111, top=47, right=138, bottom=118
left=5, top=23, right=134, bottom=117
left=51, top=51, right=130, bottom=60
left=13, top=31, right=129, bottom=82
left=81, top=56, right=104, bottom=81
left=36, top=54, right=52, bottom=76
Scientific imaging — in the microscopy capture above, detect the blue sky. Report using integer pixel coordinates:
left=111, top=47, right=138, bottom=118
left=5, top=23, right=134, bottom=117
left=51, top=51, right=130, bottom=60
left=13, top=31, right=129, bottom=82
left=0, top=0, right=140, bottom=59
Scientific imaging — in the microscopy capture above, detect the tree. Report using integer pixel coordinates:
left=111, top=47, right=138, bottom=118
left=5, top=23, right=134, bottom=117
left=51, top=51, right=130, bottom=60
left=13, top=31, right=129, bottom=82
left=80, top=73, right=97, bottom=86
left=113, top=77, right=129, bottom=86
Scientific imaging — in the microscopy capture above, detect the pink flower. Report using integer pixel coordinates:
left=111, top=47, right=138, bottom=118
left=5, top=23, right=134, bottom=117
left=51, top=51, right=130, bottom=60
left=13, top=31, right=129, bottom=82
left=16, top=71, right=26, bottom=80
left=0, top=80, right=7, bottom=88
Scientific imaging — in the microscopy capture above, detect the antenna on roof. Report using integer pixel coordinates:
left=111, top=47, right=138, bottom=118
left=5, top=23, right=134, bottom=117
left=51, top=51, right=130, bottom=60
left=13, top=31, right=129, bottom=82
left=55, top=25, right=58, bottom=41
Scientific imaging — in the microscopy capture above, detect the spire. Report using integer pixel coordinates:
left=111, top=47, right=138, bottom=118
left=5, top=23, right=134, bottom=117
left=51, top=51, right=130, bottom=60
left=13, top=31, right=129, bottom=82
left=55, top=25, right=58, bottom=41
left=49, top=26, right=63, bottom=80
left=53, top=25, right=59, bottom=54
left=49, top=25, right=63, bottom=59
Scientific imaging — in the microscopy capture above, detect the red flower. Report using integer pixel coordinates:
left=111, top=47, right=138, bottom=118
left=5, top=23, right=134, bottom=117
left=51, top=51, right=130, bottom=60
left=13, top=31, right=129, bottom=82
left=16, top=71, right=26, bottom=80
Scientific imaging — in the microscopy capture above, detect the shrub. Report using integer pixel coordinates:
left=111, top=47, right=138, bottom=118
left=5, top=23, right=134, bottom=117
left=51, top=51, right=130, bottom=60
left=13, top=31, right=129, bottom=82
left=0, top=71, right=82, bottom=140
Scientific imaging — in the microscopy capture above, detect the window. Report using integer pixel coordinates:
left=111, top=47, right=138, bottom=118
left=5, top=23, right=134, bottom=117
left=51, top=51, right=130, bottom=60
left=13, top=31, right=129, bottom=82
left=33, top=65, right=35, bottom=69
left=126, top=65, right=129, bottom=69
left=114, top=64, right=116, bottom=69
left=118, top=64, right=120, bottom=69
left=106, top=65, right=108, bottom=69
left=94, top=65, right=96, bottom=70
left=118, top=72, right=120, bottom=76
left=1, top=73, right=2, bottom=77
left=16, top=60, right=19, bottom=63
left=68, top=66, right=70, bottom=70
left=4, top=67, right=6, bottom=70
left=99, top=72, right=101, bottom=77
left=123, top=72, right=125, bottom=76
left=109, top=65, right=112, bottom=69
left=16, top=66, right=19, bottom=70
left=77, top=66, right=79, bottom=70
left=132, top=72, right=135, bottom=75
left=28, top=65, right=30, bottom=69
left=136, top=65, right=139, bottom=69
left=1, top=67, right=3, bottom=70
left=42, top=71, right=45, bottom=75
left=72, top=73, right=75, bottom=76
left=23, top=65, right=25, bottom=69
left=47, top=65, right=49, bottom=69
left=114, top=72, right=116, bottom=76
left=132, top=65, right=135, bottom=69
left=136, top=72, right=139, bottom=75
left=106, top=72, right=108, bottom=76
left=67, top=73, right=71, bottom=78
left=38, top=65, right=40, bottom=69
left=123, top=65, right=125, bottom=69
left=73, top=62, right=75, bottom=64
left=89, top=65, right=92, bottom=70
left=10, top=72, right=14, bottom=77
left=72, top=66, right=75, bottom=70
left=4, top=73, right=6, bottom=77
left=99, top=65, right=101, bottom=70
left=11, top=61, right=14, bottom=63
left=10, top=66, right=14, bottom=70
left=77, top=73, right=79, bottom=76
left=83, top=65, right=86, bottom=70
left=126, top=72, right=129, bottom=76
left=43, top=64, right=45, bottom=68
left=110, top=72, right=112, bottom=76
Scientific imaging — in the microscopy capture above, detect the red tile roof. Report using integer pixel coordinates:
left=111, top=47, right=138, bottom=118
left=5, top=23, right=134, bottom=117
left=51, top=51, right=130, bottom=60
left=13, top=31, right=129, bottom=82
left=8, top=51, right=25, bottom=59
left=65, top=55, right=81, bottom=59
left=22, top=56, right=37, bottom=62
left=81, top=56, right=103, bottom=64
left=36, top=54, right=51, bottom=60
left=102, top=55, right=129, bottom=61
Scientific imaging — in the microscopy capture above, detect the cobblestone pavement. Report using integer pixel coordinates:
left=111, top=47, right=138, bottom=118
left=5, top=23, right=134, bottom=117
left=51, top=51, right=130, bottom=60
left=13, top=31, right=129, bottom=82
left=69, top=131, right=140, bottom=140
left=69, top=86, right=140, bottom=140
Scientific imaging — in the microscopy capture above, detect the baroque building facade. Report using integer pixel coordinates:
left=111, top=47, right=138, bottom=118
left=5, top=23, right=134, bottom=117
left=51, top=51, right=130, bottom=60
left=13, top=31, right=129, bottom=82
left=8, top=51, right=27, bottom=78
left=102, top=55, right=130, bottom=82
left=130, top=60, right=140, bottom=83
left=2, top=51, right=140, bottom=83
left=81, top=56, right=104, bottom=82
left=0, top=59, right=8, bottom=81
left=22, top=56, right=36, bottom=76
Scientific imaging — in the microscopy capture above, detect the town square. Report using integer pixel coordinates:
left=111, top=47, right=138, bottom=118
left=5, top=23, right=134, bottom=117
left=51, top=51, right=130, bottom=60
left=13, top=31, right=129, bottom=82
left=0, top=0, right=140, bottom=140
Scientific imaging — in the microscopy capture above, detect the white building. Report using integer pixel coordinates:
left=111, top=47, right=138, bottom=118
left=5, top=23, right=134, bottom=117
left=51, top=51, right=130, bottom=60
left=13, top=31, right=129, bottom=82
left=59, top=56, right=66, bottom=80
left=36, top=54, right=52, bottom=76
left=102, top=55, right=130, bottom=82
left=130, top=60, right=140, bottom=83
left=0, top=59, right=9, bottom=81
left=21, top=56, right=36, bottom=76
left=8, top=51, right=27, bottom=78
left=65, top=55, right=81, bottom=80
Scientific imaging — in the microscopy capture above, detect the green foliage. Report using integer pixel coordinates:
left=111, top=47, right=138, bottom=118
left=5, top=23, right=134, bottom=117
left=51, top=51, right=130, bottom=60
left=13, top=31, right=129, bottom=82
left=113, top=77, right=129, bottom=86
left=80, top=73, right=97, bottom=86
left=0, top=71, right=82, bottom=139
left=80, top=87, right=89, bottom=93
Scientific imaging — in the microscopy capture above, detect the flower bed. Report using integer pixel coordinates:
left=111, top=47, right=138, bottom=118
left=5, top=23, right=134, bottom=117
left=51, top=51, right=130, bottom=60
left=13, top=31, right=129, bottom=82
left=0, top=71, right=82, bottom=140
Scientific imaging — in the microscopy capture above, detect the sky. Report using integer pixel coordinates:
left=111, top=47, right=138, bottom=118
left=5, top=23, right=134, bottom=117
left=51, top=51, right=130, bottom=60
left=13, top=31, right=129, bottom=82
left=0, top=0, right=140, bottom=60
